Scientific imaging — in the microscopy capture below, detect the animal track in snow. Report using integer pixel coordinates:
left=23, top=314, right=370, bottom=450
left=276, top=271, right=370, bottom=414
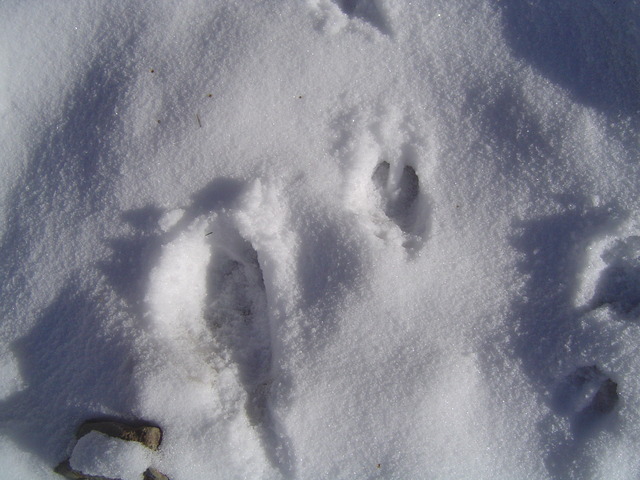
left=334, top=0, right=390, bottom=33
left=509, top=208, right=625, bottom=479
left=307, top=0, right=390, bottom=35
left=143, top=180, right=293, bottom=476
left=372, top=161, right=420, bottom=235
left=546, top=364, right=619, bottom=476
left=339, top=110, right=431, bottom=255
left=369, top=155, right=428, bottom=253
left=553, top=365, right=619, bottom=417
left=203, top=218, right=272, bottom=427
left=590, top=235, right=640, bottom=318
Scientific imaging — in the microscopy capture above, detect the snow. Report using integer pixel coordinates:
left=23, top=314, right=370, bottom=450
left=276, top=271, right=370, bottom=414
left=70, top=431, right=152, bottom=480
left=1, top=0, right=639, bottom=479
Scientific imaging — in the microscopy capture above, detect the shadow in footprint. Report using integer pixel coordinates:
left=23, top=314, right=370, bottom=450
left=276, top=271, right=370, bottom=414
left=204, top=227, right=270, bottom=396
left=590, top=236, right=640, bottom=318
left=507, top=203, right=622, bottom=479
left=509, top=204, right=620, bottom=388
left=335, top=0, right=390, bottom=34
left=373, top=162, right=419, bottom=234
left=372, top=151, right=429, bottom=253
left=0, top=282, right=138, bottom=468
left=544, top=364, right=620, bottom=478
left=553, top=365, right=618, bottom=419
left=203, top=219, right=294, bottom=478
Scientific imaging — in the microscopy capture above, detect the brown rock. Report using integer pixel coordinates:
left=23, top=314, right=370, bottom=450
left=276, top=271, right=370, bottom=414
left=76, top=420, right=162, bottom=450
left=143, top=467, right=171, bottom=480
left=53, top=459, right=115, bottom=480
left=54, top=419, right=169, bottom=479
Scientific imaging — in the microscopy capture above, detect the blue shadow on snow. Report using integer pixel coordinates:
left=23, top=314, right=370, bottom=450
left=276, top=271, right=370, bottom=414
left=497, top=0, right=640, bottom=118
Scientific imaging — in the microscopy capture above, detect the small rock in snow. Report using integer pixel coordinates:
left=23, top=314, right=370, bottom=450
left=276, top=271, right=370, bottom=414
left=143, top=467, right=171, bottom=480
left=76, top=420, right=162, bottom=450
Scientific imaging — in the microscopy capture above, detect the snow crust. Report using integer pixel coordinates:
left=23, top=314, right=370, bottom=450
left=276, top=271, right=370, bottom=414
left=1, top=0, right=639, bottom=479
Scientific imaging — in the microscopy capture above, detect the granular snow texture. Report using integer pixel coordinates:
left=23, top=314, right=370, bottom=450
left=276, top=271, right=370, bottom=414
left=1, top=1, right=639, bottom=479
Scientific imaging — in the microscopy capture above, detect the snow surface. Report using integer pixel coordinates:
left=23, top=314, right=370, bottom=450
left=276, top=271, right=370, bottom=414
left=1, top=0, right=639, bottom=479
left=69, top=431, right=152, bottom=480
